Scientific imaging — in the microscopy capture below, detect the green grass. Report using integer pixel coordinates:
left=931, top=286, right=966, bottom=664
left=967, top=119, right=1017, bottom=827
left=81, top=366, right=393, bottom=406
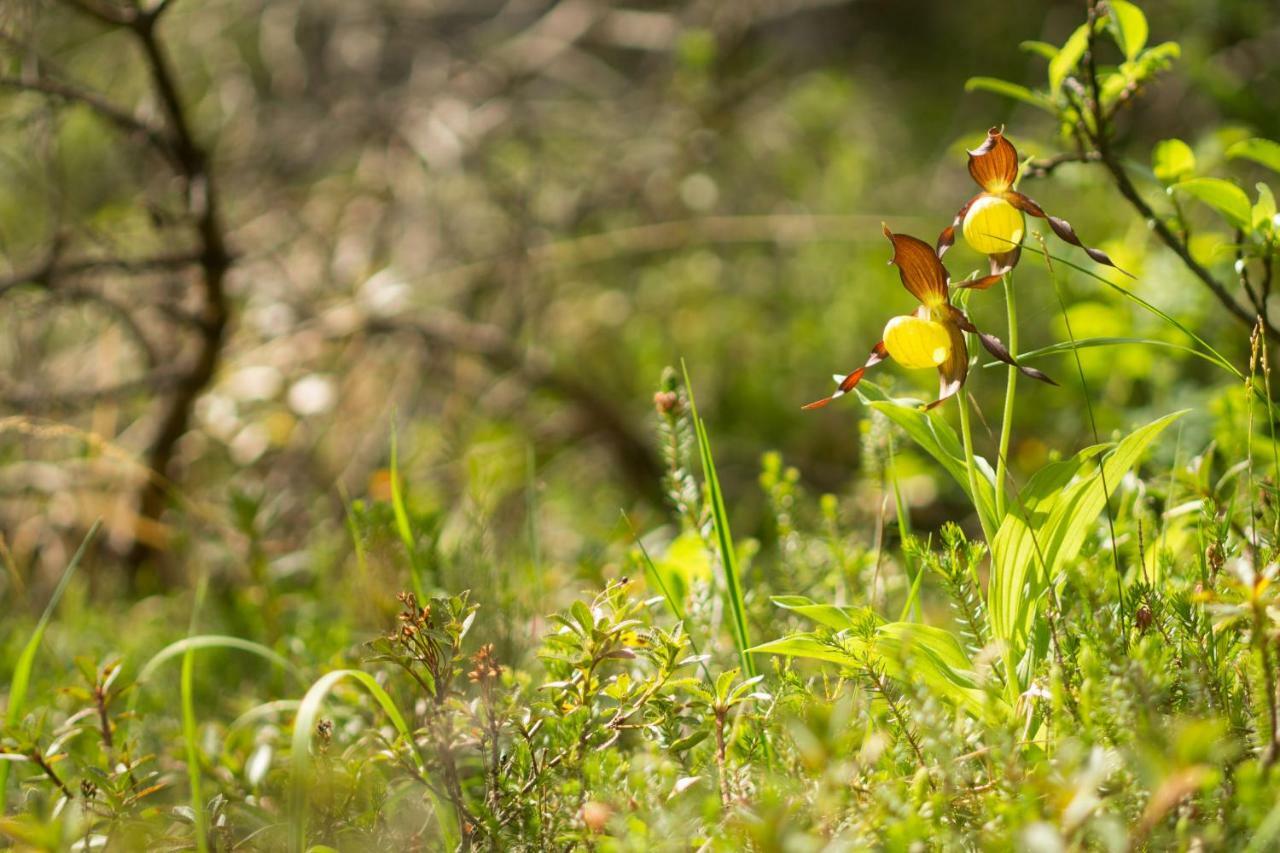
left=0, top=520, right=100, bottom=814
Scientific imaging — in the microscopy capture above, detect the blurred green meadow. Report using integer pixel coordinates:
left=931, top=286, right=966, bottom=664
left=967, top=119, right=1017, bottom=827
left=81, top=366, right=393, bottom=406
left=3, top=0, right=1280, bottom=849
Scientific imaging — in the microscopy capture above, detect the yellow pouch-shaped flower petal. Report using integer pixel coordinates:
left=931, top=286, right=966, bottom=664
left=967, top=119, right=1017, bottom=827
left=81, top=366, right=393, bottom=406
left=882, top=315, right=952, bottom=370
left=962, top=195, right=1025, bottom=256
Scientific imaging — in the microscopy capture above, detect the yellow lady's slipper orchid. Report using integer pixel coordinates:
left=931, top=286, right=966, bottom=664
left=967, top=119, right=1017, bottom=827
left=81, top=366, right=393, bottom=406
left=804, top=226, right=1055, bottom=411
left=938, top=127, right=1125, bottom=281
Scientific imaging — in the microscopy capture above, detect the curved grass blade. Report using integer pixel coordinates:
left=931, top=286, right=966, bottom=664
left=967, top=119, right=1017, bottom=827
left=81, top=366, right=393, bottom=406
left=227, top=700, right=301, bottom=735
left=136, top=636, right=301, bottom=685
left=0, top=520, right=101, bottom=813
left=1016, top=242, right=1242, bottom=379
left=982, top=336, right=1236, bottom=374
left=288, top=669, right=424, bottom=852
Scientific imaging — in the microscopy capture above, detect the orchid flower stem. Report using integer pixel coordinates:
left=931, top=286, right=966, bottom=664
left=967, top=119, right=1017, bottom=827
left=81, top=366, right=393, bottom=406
left=995, top=271, right=1018, bottom=519
left=957, top=372, right=995, bottom=544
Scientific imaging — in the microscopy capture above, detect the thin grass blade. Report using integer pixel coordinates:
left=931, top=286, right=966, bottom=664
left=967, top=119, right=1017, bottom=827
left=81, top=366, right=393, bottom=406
left=0, top=520, right=100, bottom=812
left=681, top=362, right=755, bottom=678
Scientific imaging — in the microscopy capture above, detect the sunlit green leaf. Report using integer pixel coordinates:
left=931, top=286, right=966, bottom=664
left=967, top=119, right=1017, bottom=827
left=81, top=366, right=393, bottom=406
left=964, top=77, right=1054, bottom=112
left=1227, top=137, right=1280, bottom=174
left=771, top=596, right=880, bottom=632
left=1124, top=40, right=1180, bottom=84
left=1254, top=183, right=1277, bottom=233
left=871, top=623, right=997, bottom=720
left=1019, top=40, right=1059, bottom=61
left=1108, top=0, right=1148, bottom=61
left=988, top=411, right=1185, bottom=687
left=748, top=633, right=862, bottom=668
left=1099, top=70, right=1130, bottom=108
left=1049, top=24, right=1090, bottom=96
left=655, top=531, right=711, bottom=604
left=1170, top=177, right=1252, bottom=230
left=1152, top=138, right=1196, bottom=184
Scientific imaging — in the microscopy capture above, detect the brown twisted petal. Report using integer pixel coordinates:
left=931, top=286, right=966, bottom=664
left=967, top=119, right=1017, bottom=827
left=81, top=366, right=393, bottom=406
left=936, top=193, right=981, bottom=258
left=924, top=321, right=968, bottom=410
left=883, top=224, right=950, bottom=307
left=952, top=309, right=1057, bottom=386
left=954, top=271, right=1004, bottom=291
left=968, top=127, right=1019, bottom=194
left=1005, top=191, right=1130, bottom=276
left=803, top=341, right=889, bottom=410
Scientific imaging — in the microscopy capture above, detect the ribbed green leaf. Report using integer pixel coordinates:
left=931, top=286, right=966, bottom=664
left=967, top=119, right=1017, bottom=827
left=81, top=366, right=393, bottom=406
left=748, top=634, right=862, bottom=668
left=873, top=622, right=996, bottom=720
left=988, top=411, right=1185, bottom=676
left=770, top=596, right=880, bottom=632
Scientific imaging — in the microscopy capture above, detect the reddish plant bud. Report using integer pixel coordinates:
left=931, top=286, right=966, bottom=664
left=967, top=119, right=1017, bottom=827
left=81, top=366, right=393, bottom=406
left=580, top=800, right=612, bottom=834
left=653, top=390, right=679, bottom=415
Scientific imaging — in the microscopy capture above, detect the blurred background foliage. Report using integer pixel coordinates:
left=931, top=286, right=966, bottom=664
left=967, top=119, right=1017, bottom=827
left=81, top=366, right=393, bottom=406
left=0, top=0, right=1277, bottom=612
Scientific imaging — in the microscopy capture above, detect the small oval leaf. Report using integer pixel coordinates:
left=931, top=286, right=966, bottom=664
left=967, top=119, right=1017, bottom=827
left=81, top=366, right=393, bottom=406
left=1109, top=0, right=1148, bottom=61
left=1152, top=138, right=1195, bottom=184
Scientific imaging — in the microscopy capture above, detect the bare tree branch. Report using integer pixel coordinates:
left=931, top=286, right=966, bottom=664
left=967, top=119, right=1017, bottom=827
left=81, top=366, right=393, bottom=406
left=0, top=74, right=173, bottom=157
left=0, top=250, right=202, bottom=297
left=1, top=368, right=185, bottom=410
left=1022, top=151, right=1100, bottom=180
left=118, top=3, right=232, bottom=574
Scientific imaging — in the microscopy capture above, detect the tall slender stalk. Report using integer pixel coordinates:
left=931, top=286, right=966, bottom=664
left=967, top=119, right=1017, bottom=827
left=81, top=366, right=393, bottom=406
left=957, top=376, right=995, bottom=544
left=995, top=272, right=1018, bottom=519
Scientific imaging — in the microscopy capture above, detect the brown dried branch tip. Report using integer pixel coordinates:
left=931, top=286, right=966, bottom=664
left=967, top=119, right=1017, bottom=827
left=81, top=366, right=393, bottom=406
left=803, top=226, right=1054, bottom=412
left=937, top=127, right=1131, bottom=278
left=468, top=644, right=502, bottom=683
